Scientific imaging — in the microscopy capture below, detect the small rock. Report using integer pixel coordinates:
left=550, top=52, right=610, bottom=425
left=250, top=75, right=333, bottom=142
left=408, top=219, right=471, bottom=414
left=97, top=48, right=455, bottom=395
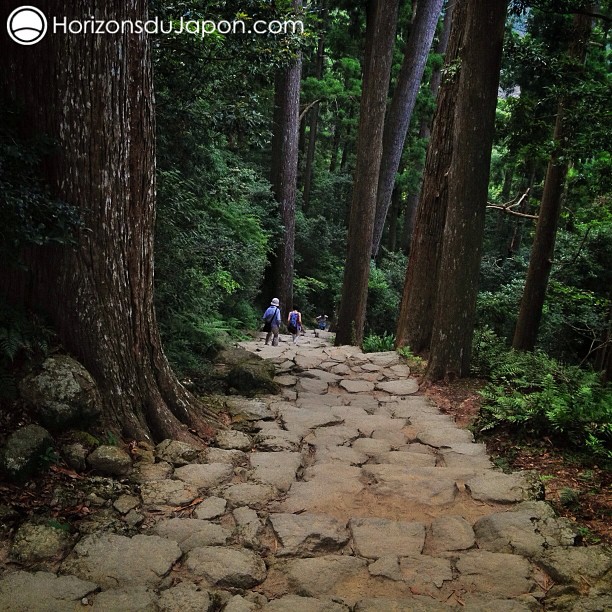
left=234, top=507, right=262, bottom=547
left=428, top=515, right=476, bottom=553
left=269, top=513, right=349, bottom=556
left=91, top=586, right=158, bottom=611
left=375, top=380, right=419, bottom=395
left=11, top=521, right=72, bottom=564
left=152, top=518, right=230, bottom=552
left=156, top=439, right=203, bottom=466
left=131, top=461, right=173, bottom=483
left=349, top=517, right=425, bottom=559
left=140, top=480, right=199, bottom=507
left=339, top=380, right=375, bottom=393
left=62, top=443, right=88, bottom=471
left=113, top=494, right=140, bottom=515
left=263, top=595, right=349, bottom=611
left=124, top=510, right=145, bottom=528
left=194, top=496, right=227, bottom=520
left=87, top=445, right=132, bottom=477
left=174, top=463, right=234, bottom=489
left=215, top=430, right=253, bottom=451
left=206, top=447, right=247, bottom=465
left=223, top=483, right=277, bottom=508
left=158, top=582, right=213, bottom=612
left=0, top=424, right=54, bottom=481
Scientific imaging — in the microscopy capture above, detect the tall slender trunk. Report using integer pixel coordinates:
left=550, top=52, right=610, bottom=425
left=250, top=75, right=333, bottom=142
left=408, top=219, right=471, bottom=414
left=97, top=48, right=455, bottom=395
left=426, top=0, right=508, bottom=381
left=303, top=14, right=326, bottom=213
left=512, top=12, right=593, bottom=351
left=0, top=0, right=217, bottom=443
left=371, top=0, right=445, bottom=259
left=399, top=0, right=455, bottom=253
left=269, top=0, right=303, bottom=314
left=396, top=0, right=467, bottom=354
left=335, top=0, right=400, bottom=346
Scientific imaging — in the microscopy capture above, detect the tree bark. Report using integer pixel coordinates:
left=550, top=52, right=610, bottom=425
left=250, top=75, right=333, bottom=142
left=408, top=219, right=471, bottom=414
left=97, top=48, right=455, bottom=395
left=0, top=0, right=218, bottom=443
left=302, top=11, right=326, bottom=213
left=371, top=0, right=445, bottom=259
left=399, top=0, right=455, bottom=255
left=269, top=0, right=303, bottom=313
left=512, top=12, right=593, bottom=351
left=395, top=0, right=467, bottom=354
left=335, top=0, right=400, bottom=346
left=426, top=0, right=508, bottom=381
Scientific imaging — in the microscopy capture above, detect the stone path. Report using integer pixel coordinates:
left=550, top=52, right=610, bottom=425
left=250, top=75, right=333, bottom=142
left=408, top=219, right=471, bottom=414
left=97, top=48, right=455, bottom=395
left=1, top=332, right=610, bottom=611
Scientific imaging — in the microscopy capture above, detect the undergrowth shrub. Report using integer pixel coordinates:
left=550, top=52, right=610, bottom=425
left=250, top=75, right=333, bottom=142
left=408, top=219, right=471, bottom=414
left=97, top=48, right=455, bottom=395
left=362, top=332, right=395, bottom=353
left=472, top=328, right=612, bottom=463
left=0, top=298, right=52, bottom=399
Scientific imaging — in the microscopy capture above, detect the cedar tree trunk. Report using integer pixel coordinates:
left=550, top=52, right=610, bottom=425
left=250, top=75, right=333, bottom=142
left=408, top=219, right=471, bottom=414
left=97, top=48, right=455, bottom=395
left=269, top=0, right=303, bottom=313
left=395, top=0, right=467, bottom=354
left=426, top=0, right=508, bottom=381
left=512, top=12, right=593, bottom=351
left=0, top=0, right=218, bottom=443
left=335, top=0, right=400, bottom=346
left=371, top=0, right=445, bottom=259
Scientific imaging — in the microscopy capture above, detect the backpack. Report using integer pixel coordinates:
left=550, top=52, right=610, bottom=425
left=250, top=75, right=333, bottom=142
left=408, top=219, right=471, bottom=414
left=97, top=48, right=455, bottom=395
left=289, top=311, right=299, bottom=328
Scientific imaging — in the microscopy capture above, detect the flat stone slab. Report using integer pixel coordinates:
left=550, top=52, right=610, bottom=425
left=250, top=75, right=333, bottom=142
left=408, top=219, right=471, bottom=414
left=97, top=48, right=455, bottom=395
left=185, top=546, right=267, bottom=588
left=373, top=451, right=436, bottom=468
left=263, top=595, right=349, bottom=612
left=354, top=596, right=448, bottom=612
left=274, top=375, right=298, bottom=387
left=0, top=571, right=97, bottom=612
left=91, top=586, right=157, bottom=611
left=151, top=518, right=230, bottom=552
left=298, top=378, right=330, bottom=394
left=428, top=515, right=476, bottom=553
left=131, top=461, right=173, bottom=483
left=364, top=352, right=401, bottom=367
left=281, top=408, right=343, bottom=436
left=416, top=428, right=474, bottom=447
left=375, top=380, right=419, bottom=395
left=466, top=472, right=534, bottom=504
left=339, top=380, right=375, bottom=393
left=226, top=397, right=274, bottom=421
left=361, top=465, right=460, bottom=506
left=61, top=534, right=182, bottom=589
left=473, top=510, right=575, bottom=557
left=270, top=513, right=349, bottom=556
left=537, top=545, right=612, bottom=587
left=174, top=463, right=234, bottom=489
left=250, top=451, right=302, bottom=492
left=140, top=480, right=199, bottom=507
left=306, top=369, right=342, bottom=383
left=351, top=438, right=392, bottom=456
left=349, top=518, right=425, bottom=558
left=254, top=430, right=301, bottom=452
left=157, top=582, right=213, bottom=612
left=205, top=447, right=247, bottom=465
left=313, top=446, right=368, bottom=466
left=194, top=496, right=227, bottom=520
left=283, top=555, right=368, bottom=597
left=399, top=554, right=453, bottom=589
left=455, top=550, right=534, bottom=597
left=215, top=430, right=253, bottom=451
left=222, top=483, right=277, bottom=507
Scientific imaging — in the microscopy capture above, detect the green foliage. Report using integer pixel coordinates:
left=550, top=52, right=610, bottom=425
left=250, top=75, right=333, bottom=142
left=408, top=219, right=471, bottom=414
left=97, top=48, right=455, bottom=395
left=473, top=329, right=612, bottom=463
left=362, top=332, right=395, bottom=353
left=0, top=104, right=81, bottom=266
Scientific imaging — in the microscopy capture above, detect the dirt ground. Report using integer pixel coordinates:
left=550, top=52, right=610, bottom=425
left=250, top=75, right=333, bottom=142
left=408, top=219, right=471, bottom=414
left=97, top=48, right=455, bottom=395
left=425, top=379, right=612, bottom=546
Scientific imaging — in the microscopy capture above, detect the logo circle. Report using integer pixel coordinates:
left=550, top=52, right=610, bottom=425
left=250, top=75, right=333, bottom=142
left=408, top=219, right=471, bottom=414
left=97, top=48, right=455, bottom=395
left=6, top=6, right=47, bottom=45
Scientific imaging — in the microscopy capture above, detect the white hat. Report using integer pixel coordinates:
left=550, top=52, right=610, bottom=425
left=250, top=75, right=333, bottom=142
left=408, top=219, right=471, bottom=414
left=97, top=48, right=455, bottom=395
left=271, top=298, right=280, bottom=306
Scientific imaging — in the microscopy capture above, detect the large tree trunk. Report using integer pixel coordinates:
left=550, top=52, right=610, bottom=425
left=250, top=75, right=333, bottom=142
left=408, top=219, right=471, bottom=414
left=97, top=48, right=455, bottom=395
left=512, top=12, right=593, bottom=351
left=395, top=0, right=467, bottom=354
left=426, top=0, right=508, bottom=381
left=335, top=0, right=400, bottom=346
left=269, top=0, right=303, bottom=313
left=371, top=0, right=445, bottom=259
left=0, top=0, right=218, bottom=444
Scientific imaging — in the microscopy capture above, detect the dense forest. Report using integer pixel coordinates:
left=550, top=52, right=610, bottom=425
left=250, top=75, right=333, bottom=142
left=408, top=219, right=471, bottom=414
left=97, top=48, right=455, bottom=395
left=0, top=0, right=610, bottom=462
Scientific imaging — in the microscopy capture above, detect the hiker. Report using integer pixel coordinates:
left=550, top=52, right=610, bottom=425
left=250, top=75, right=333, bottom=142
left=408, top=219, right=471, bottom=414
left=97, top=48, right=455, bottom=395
left=316, top=314, right=329, bottom=331
left=262, top=298, right=281, bottom=346
left=287, top=306, right=302, bottom=344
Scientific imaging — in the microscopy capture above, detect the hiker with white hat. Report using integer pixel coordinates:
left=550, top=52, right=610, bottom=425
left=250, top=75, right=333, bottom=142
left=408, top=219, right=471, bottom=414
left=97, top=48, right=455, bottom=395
left=262, top=298, right=281, bottom=346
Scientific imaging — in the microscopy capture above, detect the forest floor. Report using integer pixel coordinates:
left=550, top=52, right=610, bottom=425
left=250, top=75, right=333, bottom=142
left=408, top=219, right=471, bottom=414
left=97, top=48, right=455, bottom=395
left=425, top=379, right=612, bottom=547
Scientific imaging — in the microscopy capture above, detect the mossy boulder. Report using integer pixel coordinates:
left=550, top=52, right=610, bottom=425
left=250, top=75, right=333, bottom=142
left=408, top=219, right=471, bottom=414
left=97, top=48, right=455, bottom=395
left=215, top=348, right=278, bottom=397
left=19, top=355, right=102, bottom=431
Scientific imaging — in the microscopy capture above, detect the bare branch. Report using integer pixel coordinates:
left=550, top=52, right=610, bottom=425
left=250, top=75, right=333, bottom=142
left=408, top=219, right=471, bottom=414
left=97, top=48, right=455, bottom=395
left=299, top=99, right=321, bottom=122
left=487, top=189, right=537, bottom=219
